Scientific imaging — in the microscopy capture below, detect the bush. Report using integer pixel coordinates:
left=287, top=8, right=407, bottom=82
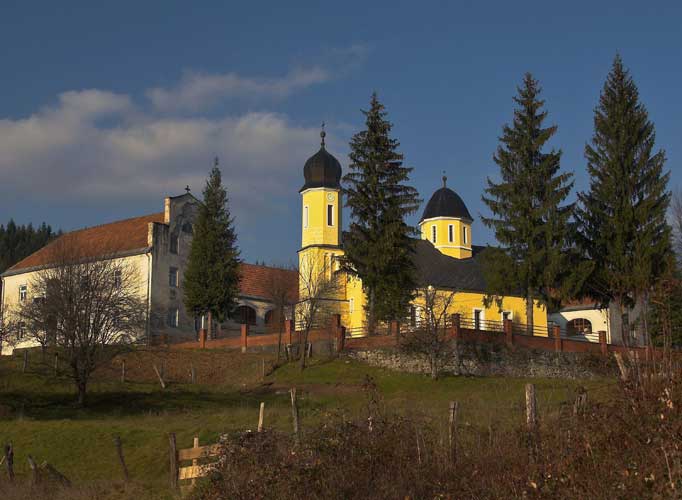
left=197, top=367, right=682, bottom=499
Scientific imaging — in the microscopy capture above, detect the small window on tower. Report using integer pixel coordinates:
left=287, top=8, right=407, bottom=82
left=327, top=204, right=334, bottom=226
left=431, top=225, right=437, bottom=243
left=463, top=226, right=468, bottom=245
left=448, top=224, right=454, bottom=243
left=304, top=206, right=309, bottom=228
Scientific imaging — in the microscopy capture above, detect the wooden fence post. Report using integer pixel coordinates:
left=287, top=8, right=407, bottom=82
left=4, top=443, right=14, bottom=482
left=114, top=435, right=130, bottom=482
left=27, top=455, right=39, bottom=485
left=258, top=402, right=265, bottom=432
left=504, top=319, right=513, bottom=347
left=525, top=383, right=538, bottom=460
left=552, top=325, right=562, bottom=352
left=448, top=401, right=459, bottom=464
left=121, top=360, right=126, bottom=383
left=525, top=383, right=537, bottom=431
left=598, top=330, right=607, bottom=356
left=153, top=364, right=166, bottom=389
left=451, top=313, right=461, bottom=340
left=290, top=388, right=300, bottom=443
left=241, top=324, right=249, bottom=353
left=614, top=352, right=629, bottom=382
left=169, top=433, right=179, bottom=490
left=191, top=436, right=199, bottom=487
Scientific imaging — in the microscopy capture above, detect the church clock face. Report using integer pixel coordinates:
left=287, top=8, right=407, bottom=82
left=327, top=193, right=335, bottom=202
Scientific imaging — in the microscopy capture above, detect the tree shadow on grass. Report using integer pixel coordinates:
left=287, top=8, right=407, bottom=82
left=0, top=384, right=288, bottom=421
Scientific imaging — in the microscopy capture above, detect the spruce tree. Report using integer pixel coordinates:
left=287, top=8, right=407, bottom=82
left=184, top=159, right=241, bottom=336
left=343, top=93, right=421, bottom=329
left=576, top=55, right=671, bottom=343
left=482, top=73, right=576, bottom=334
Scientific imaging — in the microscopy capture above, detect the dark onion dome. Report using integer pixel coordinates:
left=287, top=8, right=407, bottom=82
left=420, top=175, right=473, bottom=222
left=300, top=128, right=342, bottom=192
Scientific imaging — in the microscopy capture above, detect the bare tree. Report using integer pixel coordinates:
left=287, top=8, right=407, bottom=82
left=12, top=239, right=146, bottom=405
left=265, top=265, right=297, bottom=363
left=296, top=254, right=342, bottom=371
left=400, top=285, right=458, bottom=379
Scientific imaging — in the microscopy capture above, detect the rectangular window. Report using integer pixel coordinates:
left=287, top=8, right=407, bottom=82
left=448, top=224, right=454, bottom=243
left=502, top=311, right=512, bottom=321
left=463, top=226, right=468, bottom=245
left=170, top=234, right=179, bottom=254
left=169, top=267, right=178, bottom=288
left=167, top=308, right=179, bottom=328
left=431, top=225, right=437, bottom=243
left=304, top=206, right=309, bottom=228
left=473, top=308, right=483, bottom=330
left=327, top=204, right=334, bottom=226
left=18, top=322, right=26, bottom=340
left=19, top=285, right=27, bottom=302
left=349, top=297, right=354, bottom=313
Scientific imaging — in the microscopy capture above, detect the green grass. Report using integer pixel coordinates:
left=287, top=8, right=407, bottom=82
left=0, top=349, right=616, bottom=498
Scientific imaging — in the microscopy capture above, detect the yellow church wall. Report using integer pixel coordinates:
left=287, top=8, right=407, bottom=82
left=419, top=217, right=472, bottom=259
left=301, top=188, right=342, bottom=248
left=412, top=290, right=548, bottom=335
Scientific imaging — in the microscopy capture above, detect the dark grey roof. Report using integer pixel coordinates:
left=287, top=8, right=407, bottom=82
left=300, top=146, right=342, bottom=192
left=420, top=187, right=473, bottom=222
left=412, top=239, right=487, bottom=292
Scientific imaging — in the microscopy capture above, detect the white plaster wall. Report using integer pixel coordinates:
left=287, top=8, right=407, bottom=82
left=1, top=253, right=150, bottom=355
left=549, top=308, right=610, bottom=344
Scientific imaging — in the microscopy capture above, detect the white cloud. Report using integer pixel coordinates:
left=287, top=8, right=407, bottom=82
left=0, top=46, right=368, bottom=231
left=146, top=66, right=330, bottom=112
left=0, top=89, right=331, bottom=227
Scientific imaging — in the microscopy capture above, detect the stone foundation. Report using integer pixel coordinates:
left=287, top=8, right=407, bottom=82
left=346, top=341, right=615, bottom=379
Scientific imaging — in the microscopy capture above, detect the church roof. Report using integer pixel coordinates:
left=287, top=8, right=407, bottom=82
left=420, top=177, right=473, bottom=222
left=5, top=213, right=164, bottom=275
left=412, top=239, right=487, bottom=292
left=300, top=129, right=342, bottom=192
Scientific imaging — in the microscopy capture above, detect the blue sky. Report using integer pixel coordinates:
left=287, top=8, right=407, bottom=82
left=1, top=1, right=680, bottom=265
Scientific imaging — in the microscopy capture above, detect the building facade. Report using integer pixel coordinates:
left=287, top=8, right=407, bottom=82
left=0, top=194, right=298, bottom=355
left=297, top=131, right=548, bottom=334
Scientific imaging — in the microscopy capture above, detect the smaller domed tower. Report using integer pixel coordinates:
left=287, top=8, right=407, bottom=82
left=419, top=175, right=473, bottom=259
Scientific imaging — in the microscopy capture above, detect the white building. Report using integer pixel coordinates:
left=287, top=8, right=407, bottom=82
left=1, top=193, right=297, bottom=355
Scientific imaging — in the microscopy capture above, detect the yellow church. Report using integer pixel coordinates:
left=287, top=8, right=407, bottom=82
left=297, top=130, right=548, bottom=335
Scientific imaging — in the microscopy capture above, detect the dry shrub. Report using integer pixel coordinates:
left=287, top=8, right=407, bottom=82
left=197, top=367, right=682, bottom=499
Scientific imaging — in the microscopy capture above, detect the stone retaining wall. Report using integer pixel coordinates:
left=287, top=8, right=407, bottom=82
left=346, top=341, right=615, bottom=379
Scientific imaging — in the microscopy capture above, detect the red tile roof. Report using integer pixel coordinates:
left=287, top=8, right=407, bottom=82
left=239, top=263, right=298, bottom=302
left=9, top=213, right=164, bottom=272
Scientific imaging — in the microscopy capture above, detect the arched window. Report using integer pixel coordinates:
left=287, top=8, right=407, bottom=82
left=264, top=310, right=275, bottom=326
left=235, top=305, right=257, bottom=325
left=567, top=318, right=592, bottom=336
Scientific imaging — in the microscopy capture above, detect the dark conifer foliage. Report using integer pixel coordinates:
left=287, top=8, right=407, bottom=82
left=482, top=74, right=577, bottom=332
left=576, top=56, right=671, bottom=327
left=0, top=220, right=60, bottom=273
left=343, top=93, right=421, bottom=327
left=184, top=160, right=241, bottom=331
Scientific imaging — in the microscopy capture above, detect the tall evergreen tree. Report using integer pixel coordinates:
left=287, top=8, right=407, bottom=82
left=482, top=73, right=576, bottom=334
left=184, top=159, right=241, bottom=336
left=343, top=93, right=421, bottom=328
left=0, top=220, right=59, bottom=273
left=576, top=55, right=671, bottom=343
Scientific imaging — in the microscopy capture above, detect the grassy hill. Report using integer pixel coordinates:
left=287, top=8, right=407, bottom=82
left=0, top=348, right=615, bottom=498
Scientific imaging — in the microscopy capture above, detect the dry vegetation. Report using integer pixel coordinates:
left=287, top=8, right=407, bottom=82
left=196, top=360, right=682, bottom=499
